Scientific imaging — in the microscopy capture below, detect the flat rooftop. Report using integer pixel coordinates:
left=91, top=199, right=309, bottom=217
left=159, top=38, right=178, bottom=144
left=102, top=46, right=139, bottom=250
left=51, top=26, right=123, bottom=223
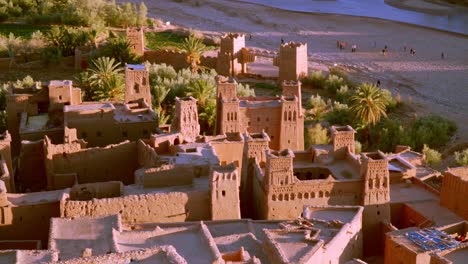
left=46, top=206, right=361, bottom=263
left=239, top=99, right=281, bottom=108
left=64, top=103, right=114, bottom=112
left=444, top=247, right=468, bottom=263
left=20, top=115, right=49, bottom=132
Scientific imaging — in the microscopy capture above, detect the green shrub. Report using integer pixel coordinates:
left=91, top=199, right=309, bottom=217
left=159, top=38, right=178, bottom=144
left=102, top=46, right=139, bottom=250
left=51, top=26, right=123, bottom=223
left=325, top=74, right=345, bottom=94
left=254, top=82, right=277, bottom=90
left=355, top=140, right=362, bottom=154
left=301, top=70, right=326, bottom=89
left=305, top=123, right=329, bottom=148
left=369, top=118, right=407, bottom=153
left=454, top=149, right=468, bottom=166
left=406, top=115, right=457, bottom=151
left=423, top=144, right=441, bottom=166
left=325, top=105, right=353, bottom=127
left=335, top=85, right=352, bottom=104
left=237, top=83, right=255, bottom=97
left=381, top=88, right=398, bottom=111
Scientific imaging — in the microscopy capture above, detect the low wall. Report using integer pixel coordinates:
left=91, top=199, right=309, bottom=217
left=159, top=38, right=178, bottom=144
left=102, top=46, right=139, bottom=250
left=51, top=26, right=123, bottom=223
left=143, top=50, right=218, bottom=71
left=0, top=201, right=61, bottom=249
left=265, top=180, right=362, bottom=220
left=61, top=189, right=210, bottom=223
left=137, top=165, right=195, bottom=188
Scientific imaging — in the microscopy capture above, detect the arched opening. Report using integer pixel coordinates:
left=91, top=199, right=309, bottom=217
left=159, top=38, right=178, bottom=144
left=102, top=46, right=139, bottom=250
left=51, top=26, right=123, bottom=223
left=174, top=138, right=180, bottom=145
left=278, top=194, right=283, bottom=201
left=272, top=194, right=276, bottom=201
left=319, top=191, right=323, bottom=198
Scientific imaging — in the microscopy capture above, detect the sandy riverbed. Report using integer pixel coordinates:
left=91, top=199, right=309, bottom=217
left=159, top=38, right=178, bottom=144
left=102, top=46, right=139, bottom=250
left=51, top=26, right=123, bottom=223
left=120, top=0, right=468, bottom=143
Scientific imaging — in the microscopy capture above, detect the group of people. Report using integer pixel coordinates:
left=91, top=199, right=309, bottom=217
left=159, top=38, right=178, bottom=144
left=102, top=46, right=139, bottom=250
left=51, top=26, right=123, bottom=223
left=336, top=40, right=358, bottom=52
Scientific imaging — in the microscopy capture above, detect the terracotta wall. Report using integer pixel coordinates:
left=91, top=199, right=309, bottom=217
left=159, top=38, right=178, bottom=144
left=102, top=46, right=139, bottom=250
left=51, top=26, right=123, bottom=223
left=264, top=180, right=362, bottom=220
left=17, top=140, right=47, bottom=192
left=440, top=170, right=468, bottom=220
left=61, top=190, right=210, bottom=223
left=46, top=141, right=138, bottom=188
left=143, top=50, right=217, bottom=71
left=137, top=165, right=196, bottom=188
left=0, top=201, right=60, bottom=249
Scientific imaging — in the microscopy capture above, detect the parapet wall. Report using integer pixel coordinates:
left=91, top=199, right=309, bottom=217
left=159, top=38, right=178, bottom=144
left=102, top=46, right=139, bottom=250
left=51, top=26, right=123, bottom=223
left=45, top=140, right=138, bottom=189
left=265, top=179, right=362, bottom=219
left=143, top=50, right=217, bottom=70
left=60, top=189, right=210, bottom=223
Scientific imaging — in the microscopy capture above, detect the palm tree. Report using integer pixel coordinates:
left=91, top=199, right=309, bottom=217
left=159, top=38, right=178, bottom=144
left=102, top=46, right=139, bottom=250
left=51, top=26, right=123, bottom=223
left=186, top=78, right=215, bottom=107
left=88, top=57, right=125, bottom=101
left=350, top=83, right=387, bottom=127
left=199, top=99, right=217, bottom=135
left=179, top=34, right=210, bottom=73
left=350, top=83, right=387, bottom=145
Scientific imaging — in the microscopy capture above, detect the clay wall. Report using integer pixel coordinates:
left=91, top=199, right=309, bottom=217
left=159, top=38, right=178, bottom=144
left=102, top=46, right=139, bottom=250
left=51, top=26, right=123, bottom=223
left=440, top=168, right=468, bottom=220
left=316, top=207, right=364, bottom=263
left=143, top=50, right=217, bottom=71
left=137, top=165, right=196, bottom=188
left=210, top=164, right=241, bottom=220
left=252, top=163, right=267, bottom=219
left=0, top=201, right=61, bottom=249
left=124, top=66, right=151, bottom=105
left=137, top=140, right=159, bottom=168
left=45, top=141, right=138, bottom=189
left=210, top=139, right=244, bottom=180
left=279, top=97, right=304, bottom=150
left=48, top=81, right=73, bottom=110
left=69, top=181, right=123, bottom=201
left=0, top=132, right=13, bottom=180
left=17, top=140, right=47, bottom=192
left=399, top=204, right=432, bottom=229
left=384, top=230, right=431, bottom=264
left=60, top=189, right=210, bottom=223
left=171, top=97, right=200, bottom=143
left=66, top=110, right=157, bottom=147
left=239, top=106, right=282, bottom=150
left=277, top=42, right=308, bottom=82
left=126, top=28, right=144, bottom=56
left=264, top=180, right=362, bottom=219
left=219, top=100, right=241, bottom=134
left=149, top=133, right=180, bottom=155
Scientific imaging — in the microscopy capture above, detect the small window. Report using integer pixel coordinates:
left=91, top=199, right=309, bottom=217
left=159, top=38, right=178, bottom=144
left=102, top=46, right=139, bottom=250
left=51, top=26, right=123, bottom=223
left=222, top=190, right=226, bottom=197
left=134, top=83, right=140, bottom=93
left=59, top=95, right=63, bottom=100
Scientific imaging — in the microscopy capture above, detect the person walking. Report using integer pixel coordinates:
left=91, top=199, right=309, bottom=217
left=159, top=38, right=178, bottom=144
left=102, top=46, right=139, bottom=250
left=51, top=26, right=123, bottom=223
left=281, top=37, right=284, bottom=44
left=441, top=52, right=444, bottom=59
left=376, top=80, right=381, bottom=87
left=249, top=34, right=252, bottom=40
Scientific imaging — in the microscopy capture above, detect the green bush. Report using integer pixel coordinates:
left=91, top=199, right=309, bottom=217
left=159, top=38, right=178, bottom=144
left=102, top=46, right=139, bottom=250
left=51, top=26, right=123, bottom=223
left=355, top=140, right=362, bottom=154
left=305, top=123, right=329, bottom=148
left=369, top=118, right=406, bottom=153
left=237, top=83, right=255, bottom=97
left=98, top=35, right=140, bottom=64
left=335, top=85, right=352, bottom=104
left=325, top=105, right=353, bottom=127
left=406, top=115, right=457, bottom=151
left=454, top=149, right=468, bottom=166
left=301, top=70, right=326, bottom=89
left=423, top=144, right=441, bottom=166
left=325, top=74, right=345, bottom=94
left=381, top=88, right=398, bottom=111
